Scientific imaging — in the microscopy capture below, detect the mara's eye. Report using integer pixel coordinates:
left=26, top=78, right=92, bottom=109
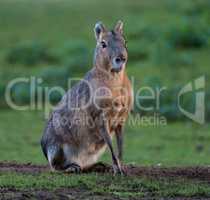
left=101, top=41, right=107, bottom=48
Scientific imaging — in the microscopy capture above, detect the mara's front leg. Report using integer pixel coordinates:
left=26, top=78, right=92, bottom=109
left=115, top=125, right=124, bottom=163
left=97, top=113, right=124, bottom=175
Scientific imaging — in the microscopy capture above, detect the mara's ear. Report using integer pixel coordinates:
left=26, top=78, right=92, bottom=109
left=114, top=20, right=124, bottom=35
left=94, top=21, right=106, bottom=40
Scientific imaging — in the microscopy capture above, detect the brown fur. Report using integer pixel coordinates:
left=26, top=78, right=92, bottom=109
left=41, top=21, right=133, bottom=174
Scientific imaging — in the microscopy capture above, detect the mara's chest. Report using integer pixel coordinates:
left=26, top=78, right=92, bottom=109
left=90, top=73, right=133, bottom=125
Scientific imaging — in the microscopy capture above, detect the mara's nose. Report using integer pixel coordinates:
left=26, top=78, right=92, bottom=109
left=111, top=55, right=126, bottom=73
left=114, top=55, right=126, bottom=64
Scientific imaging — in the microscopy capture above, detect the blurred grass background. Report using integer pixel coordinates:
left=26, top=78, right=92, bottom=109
left=0, top=0, right=210, bottom=165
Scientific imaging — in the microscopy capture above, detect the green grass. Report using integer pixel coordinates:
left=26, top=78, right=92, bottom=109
left=0, top=110, right=209, bottom=166
left=1, top=171, right=210, bottom=198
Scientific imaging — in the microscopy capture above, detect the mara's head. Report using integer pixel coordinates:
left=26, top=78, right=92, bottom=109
left=93, top=21, right=127, bottom=73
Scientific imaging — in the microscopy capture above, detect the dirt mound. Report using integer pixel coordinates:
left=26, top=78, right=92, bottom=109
left=0, top=187, right=117, bottom=200
left=2, top=187, right=209, bottom=200
left=1, top=162, right=210, bottom=182
left=0, top=162, right=48, bottom=173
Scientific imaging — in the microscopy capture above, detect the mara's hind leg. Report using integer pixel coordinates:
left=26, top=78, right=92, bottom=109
left=47, top=145, right=82, bottom=173
left=47, top=145, right=65, bottom=171
left=62, top=144, right=82, bottom=173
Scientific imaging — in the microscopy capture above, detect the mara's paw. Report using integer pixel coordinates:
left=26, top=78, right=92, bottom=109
left=112, top=163, right=126, bottom=176
left=64, top=163, right=81, bottom=173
